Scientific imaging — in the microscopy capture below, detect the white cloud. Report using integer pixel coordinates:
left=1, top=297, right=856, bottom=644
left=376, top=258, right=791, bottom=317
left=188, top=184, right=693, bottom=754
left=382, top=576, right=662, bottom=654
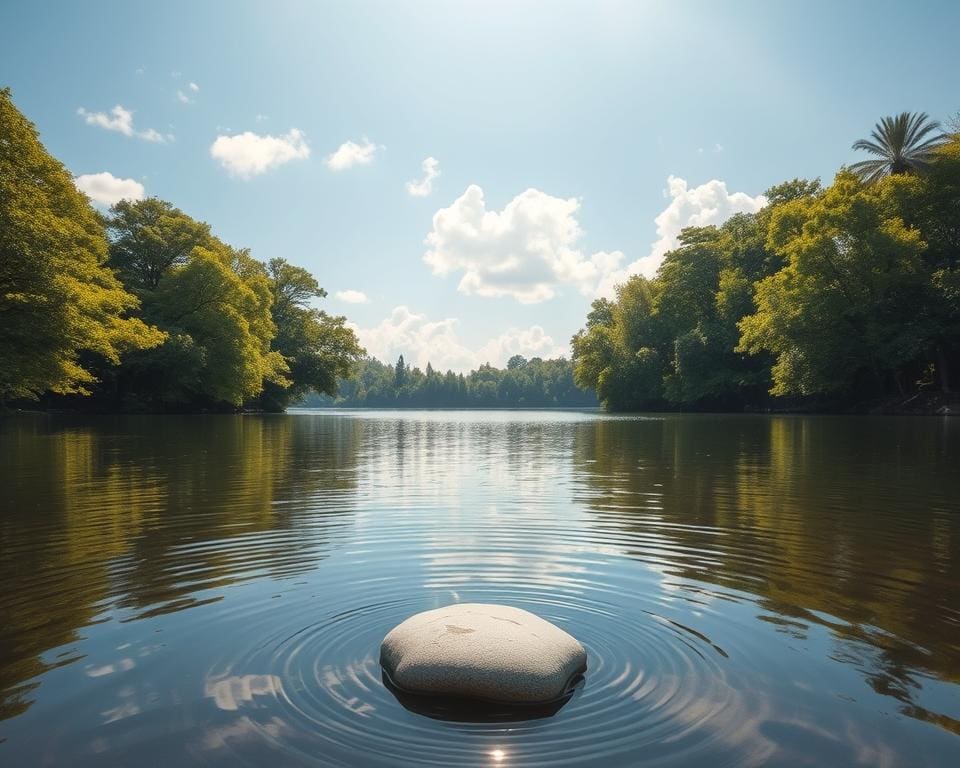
left=475, top=326, right=569, bottom=368
left=424, top=185, right=621, bottom=303
left=176, top=83, right=198, bottom=104
left=594, top=176, right=766, bottom=297
left=78, top=105, right=171, bottom=142
left=73, top=172, right=145, bottom=207
left=325, top=138, right=379, bottom=171
left=351, top=306, right=568, bottom=372
left=335, top=289, right=370, bottom=304
left=424, top=178, right=766, bottom=303
left=210, top=128, right=310, bottom=178
left=406, top=156, right=440, bottom=197
left=139, top=128, right=171, bottom=143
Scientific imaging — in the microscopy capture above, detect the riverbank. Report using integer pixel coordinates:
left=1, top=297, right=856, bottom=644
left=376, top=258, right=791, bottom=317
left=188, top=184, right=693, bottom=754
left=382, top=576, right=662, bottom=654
left=6, top=391, right=958, bottom=417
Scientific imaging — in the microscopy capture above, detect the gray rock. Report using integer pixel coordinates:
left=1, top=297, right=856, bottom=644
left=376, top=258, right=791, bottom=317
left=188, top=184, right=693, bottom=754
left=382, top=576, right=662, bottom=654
left=380, top=603, right=586, bottom=704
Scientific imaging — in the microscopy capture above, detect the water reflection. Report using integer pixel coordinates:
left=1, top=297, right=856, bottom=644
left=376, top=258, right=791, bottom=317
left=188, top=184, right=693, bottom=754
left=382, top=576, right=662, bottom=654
left=573, top=415, right=960, bottom=735
left=0, top=414, right=359, bottom=722
left=0, top=411, right=958, bottom=766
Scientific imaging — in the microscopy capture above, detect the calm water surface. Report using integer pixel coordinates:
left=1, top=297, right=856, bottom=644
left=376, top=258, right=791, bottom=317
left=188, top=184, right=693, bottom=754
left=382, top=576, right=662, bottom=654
left=1, top=410, right=959, bottom=766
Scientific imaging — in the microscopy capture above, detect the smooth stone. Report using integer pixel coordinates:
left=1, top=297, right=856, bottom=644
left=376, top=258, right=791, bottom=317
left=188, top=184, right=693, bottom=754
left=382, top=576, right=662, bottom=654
left=380, top=603, right=586, bottom=704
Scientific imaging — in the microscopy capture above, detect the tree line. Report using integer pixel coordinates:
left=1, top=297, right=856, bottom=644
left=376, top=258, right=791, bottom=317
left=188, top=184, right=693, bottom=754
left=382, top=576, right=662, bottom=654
left=572, top=112, right=960, bottom=412
left=300, top=354, right=597, bottom=408
left=1, top=87, right=363, bottom=412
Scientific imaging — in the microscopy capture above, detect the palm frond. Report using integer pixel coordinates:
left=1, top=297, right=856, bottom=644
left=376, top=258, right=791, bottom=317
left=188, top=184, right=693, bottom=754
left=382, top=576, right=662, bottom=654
left=851, top=138, right=888, bottom=155
left=850, top=111, right=947, bottom=183
left=849, top=158, right=889, bottom=182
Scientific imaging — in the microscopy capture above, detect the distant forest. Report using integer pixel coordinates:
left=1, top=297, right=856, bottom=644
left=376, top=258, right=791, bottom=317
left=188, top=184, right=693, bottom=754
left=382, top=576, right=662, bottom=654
left=299, top=355, right=598, bottom=408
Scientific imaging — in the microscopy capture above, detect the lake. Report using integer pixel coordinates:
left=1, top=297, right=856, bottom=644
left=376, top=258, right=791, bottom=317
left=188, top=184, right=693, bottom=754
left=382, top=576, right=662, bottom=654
left=1, top=410, right=958, bottom=766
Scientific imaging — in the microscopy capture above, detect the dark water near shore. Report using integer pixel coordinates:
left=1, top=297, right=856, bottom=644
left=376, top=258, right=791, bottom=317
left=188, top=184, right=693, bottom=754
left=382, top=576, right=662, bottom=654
left=1, top=410, right=958, bottom=766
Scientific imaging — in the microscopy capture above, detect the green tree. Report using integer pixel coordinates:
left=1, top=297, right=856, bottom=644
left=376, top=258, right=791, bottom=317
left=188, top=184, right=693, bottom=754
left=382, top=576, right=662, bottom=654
left=850, top=112, right=946, bottom=184
left=890, top=135, right=960, bottom=390
left=258, top=258, right=364, bottom=412
left=0, top=88, right=163, bottom=401
left=107, top=198, right=211, bottom=290
left=572, top=277, right=664, bottom=410
left=394, top=354, right=406, bottom=388
left=738, top=171, right=930, bottom=396
left=105, top=200, right=286, bottom=408
left=301, top=355, right=595, bottom=408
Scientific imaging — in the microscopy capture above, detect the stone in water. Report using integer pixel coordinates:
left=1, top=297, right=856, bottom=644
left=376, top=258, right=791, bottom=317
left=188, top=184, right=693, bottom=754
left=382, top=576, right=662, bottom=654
left=380, top=603, right=586, bottom=704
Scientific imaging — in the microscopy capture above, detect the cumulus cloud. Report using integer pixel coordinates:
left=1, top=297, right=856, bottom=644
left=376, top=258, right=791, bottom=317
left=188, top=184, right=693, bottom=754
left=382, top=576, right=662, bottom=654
left=424, top=185, right=623, bottom=303
left=475, top=326, right=569, bottom=368
left=594, top=175, right=766, bottom=297
left=78, top=105, right=172, bottom=142
left=73, top=172, right=145, bottom=207
left=176, top=90, right=192, bottom=104
left=406, top=156, right=440, bottom=197
left=424, top=178, right=765, bottom=303
left=326, top=138, right=379, bottom=171
left=189, top=82, right=199, bottom=92
left=210, top=128, right=310, bottom=178
left=352, top=306, right=568, bottom=372
left=335, top=289, right=370, bottom=304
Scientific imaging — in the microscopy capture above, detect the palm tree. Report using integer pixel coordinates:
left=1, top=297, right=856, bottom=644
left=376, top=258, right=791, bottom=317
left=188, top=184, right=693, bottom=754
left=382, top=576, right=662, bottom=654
left=850, top=112, right=946, bottom=183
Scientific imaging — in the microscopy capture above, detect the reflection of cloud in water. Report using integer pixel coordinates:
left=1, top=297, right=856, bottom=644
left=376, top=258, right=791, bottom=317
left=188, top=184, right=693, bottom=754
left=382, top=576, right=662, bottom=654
left=100, top=684, right=141, bottom=724
left=203, top=715, right=291, bottom=750
left=204, top=674, right=283, bottom=711
left=671, top=682, right=907, bottom=767
left=85, top=658, right=135, bottom=677
left=321, top=656, right=377, bottom=717
left=101, top=699, right=140, bottom=724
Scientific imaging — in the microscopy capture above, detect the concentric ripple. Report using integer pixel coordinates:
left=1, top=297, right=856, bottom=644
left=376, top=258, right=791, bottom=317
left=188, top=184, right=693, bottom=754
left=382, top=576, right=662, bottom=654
left=2, top=412, right=959, bottom=766
left=195, top=575, right=758, bottom=768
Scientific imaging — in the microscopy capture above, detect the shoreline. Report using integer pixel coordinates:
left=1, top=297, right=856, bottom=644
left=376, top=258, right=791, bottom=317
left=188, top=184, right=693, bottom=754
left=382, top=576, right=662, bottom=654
left=5, top=393, right=957, bottom=418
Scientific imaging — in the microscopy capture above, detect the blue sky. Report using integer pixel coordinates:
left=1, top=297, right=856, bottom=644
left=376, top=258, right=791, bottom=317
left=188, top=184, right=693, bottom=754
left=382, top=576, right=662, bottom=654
left=2, top=0, right=959, bottom=371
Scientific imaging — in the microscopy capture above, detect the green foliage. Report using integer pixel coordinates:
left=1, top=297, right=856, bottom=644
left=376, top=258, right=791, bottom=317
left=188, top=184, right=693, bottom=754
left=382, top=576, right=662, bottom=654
left=739, top=172, right=930, bottom=396
left=571, top=209, right=788, bottom=410
left=573, top=138, right=960, bottom=411
left=0, top=88, right=164, bottom=401
left=258, top=258, right=365, bottom=412
left=100, top=201, right=290, bottom=408
left=304, top=355, right=596, bottom=408
left=850, top=112, right=947, bottom=183
left=571, top=277, right=668, bottom=410
left=146, top=245, right=288, bottom=406
left=0, top=89, right=364, bottom=412
left=107, top=198, right=211, bottom=290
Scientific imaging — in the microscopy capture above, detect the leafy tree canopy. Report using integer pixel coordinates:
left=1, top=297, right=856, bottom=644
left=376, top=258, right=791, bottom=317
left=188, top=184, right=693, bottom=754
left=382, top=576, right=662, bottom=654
left=258, top=258, right=364, bottom=412
left=0, top=88, right=163, bottom=401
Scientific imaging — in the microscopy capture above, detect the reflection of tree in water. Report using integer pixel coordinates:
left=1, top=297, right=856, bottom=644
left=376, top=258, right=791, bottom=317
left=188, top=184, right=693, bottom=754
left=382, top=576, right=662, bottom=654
left=573, top=415, right=960, bottom=734
left=0, top=413, right=361, bottom=722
